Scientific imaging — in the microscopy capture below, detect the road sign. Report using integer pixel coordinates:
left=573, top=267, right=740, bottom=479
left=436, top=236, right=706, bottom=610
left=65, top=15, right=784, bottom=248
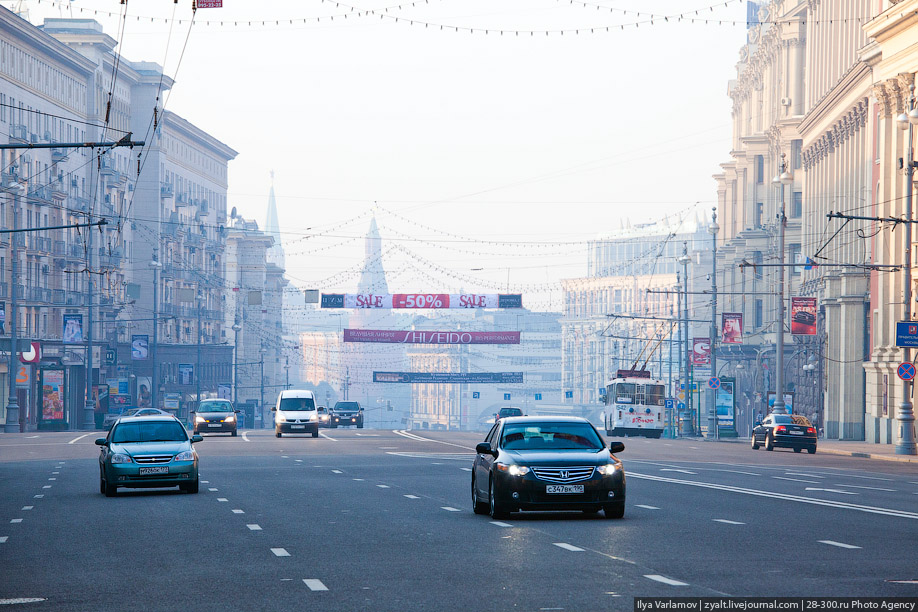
left=897, top=362, right=916, bottom=381
left=472, top=391, right=480, bottom=399
left=677, top=391, right=685, bottom=401
left=664, top=399, right=674, bottom=409
left=564, top=390, right=573, bottom=399
left=708, top=377, right=721, bottom=390
left=503, top=393, right=511, bottom=401
left=896, top=322, right=918, bottom=348
left=677, top=402, right=686, bottom=411
left=535, top=393, right=542, bottom=401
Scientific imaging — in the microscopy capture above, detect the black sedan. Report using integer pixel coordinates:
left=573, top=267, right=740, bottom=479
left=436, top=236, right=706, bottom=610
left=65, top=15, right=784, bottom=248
left=751, top=413, right=817, bottom=453
left=472, top=416, right=626, bottom=520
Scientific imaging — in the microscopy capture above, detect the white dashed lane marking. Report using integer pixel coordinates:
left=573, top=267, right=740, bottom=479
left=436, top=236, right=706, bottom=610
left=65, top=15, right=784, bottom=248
left=819, top=540, right=861, bottom=549
left=376, top=485, right=390, bottom=489
left=208, top=488, right=218, bottom=492
left=836, top=484, right=896, bottom=492
left=353, top=479, right=364, bottom=481
left=773, top=477, right=820, bottom=484
left=645, top=575, right=689, bottom=586
left=217, top=498, right=228, bottom=502
left=331, top=470, right=343, bottom=474
left=635, top=505, right=659, bottom=510
left=460, top=468, right=472, bottom=472
left=404, top=495, right=420, bottom=499
left=33, top=495, right=43, bottom=499
left=48, top=478, right=56, bottom=481
left=441, top=507, right=461, bottom=512
left=553, top=543, right=584, bottom=552
left=232, top=509, right=244, bottom=514
left=713, top=519, right=745, bottom=525
left=21, top=507, right=32, bottom=511
left=490, top=522, right=512, bottom=528
left=10, top=519, right=22, bottom=524
left=0, top=537, right=7, bottom=543
left=303, top=579, right=328, bottom=591
left=247, top=525, right=262, bottom=531
left=271, top=548, right=290, bottom=557
left=42, top=486, right=51, bottom=489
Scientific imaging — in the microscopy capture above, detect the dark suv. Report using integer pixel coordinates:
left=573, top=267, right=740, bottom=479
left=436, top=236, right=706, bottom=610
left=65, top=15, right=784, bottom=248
left=495, top=407, right=523, bottom=422
left=331, top=401, right=364, bottom=428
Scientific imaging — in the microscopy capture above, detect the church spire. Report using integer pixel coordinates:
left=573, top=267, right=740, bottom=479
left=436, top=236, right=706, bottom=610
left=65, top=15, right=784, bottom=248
left=356, top=215, right=388, bottom=294
left=264, top=170, right=285, bottom=269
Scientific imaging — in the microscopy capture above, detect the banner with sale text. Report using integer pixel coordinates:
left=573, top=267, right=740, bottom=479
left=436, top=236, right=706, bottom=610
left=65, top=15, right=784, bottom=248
left=344, top=330, right=520, bottom=344
left=321, top=293, right=523, bottom=309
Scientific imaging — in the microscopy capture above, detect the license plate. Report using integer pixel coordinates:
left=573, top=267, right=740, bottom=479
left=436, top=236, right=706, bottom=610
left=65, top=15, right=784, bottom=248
left=546, top=485, right=584, bottom=494
left=789, top=430, right=803, bottom=435
left=139, top=466, right=168, bottom=475
left=208, top=423, right=222, bottom=427
left=291, top=425, right=305, bottom=429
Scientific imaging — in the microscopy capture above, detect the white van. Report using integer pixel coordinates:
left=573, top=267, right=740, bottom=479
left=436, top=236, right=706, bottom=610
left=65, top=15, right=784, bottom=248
left=273, top=390, right=319, bottom=438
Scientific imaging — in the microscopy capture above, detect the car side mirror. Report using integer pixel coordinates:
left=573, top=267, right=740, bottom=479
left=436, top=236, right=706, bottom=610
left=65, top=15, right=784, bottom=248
left=189, top=411, right=195, bottom=414
left=609, top=441, right=625, bottom=454
left=271, top=407, right=276, bottom=412
left=190, top=435, right=203, bottom=443
left=475, top=442, right=497, bottom=457
left=235, top=410, right=241, bottom=414
left=94, top=438, right=108, bottom=446
left=754, top=421, right=762, bottom=427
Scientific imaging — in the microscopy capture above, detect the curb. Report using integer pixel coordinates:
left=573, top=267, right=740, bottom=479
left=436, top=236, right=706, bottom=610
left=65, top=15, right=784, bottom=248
left=681, top=436, right=918, bottom=463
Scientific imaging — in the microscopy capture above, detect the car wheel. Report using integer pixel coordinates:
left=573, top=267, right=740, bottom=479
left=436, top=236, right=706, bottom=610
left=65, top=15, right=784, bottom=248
left=181, top=478, right=199, bottom=494
left=489, top=477, right=510, bottom=520
left=472, top=476, right=489, bottom=515
left=312, top=430, right=319, bottom=438
left=807, top=446, right=817, bottom=454
left=104, top=479, right=117, bottom=497
left=582, top=508, right=601, bottom=515
left=604, top=502, right=625, bottom=519
left=99, top=475, right=106, bottom=495
left=764, top=434, right=774, bottom=451
left=357, top=421, right=364, bottom=429
left=793, top=447, right=802, bottom=453
left=231, top=429, right=237, bottom=437
left=751, top=435, right=760, bottom=450
left=276, top=431, right=282, bottom=438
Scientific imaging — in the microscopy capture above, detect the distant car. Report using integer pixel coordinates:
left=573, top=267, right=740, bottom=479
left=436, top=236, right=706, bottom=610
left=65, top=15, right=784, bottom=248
left=472, top=416, right=626, bottom=519
left=793, top=310, right=816, bottom=326
left=102, top=407, right=168, bottom=431
left=317, top=406, right=331, bottom=428
left=495, top=407, right=523, bottom=422
left=751, top=413, right=817, bottom=453
left=274, top=389, right=319, bottom=438
left=331, top=401, right=364, bottom=428
left=192, top=399, right=239, bottom=436
left=96, top=415, right=202, bottom=496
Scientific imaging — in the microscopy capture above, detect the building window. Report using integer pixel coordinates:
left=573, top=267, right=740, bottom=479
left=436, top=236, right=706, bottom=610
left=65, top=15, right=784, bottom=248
left=791, top=192, right=802, bottom=218
left=755, top=155, right=765, bottom=184
left=755, top=202, right=763, bottom=228
left=791, top=140, right=803, bottom=170
left=755, top=299, right=763, bottom=329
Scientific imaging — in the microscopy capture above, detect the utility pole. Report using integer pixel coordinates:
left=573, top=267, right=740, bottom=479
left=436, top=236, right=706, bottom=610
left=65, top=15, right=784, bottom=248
left=677, top=243, right=693, bottom=436
left=3, top=184, right=22, bottom=433
left=196, top=289, right=202, bottom=411
left=707, top=208, right=720, bottom=439
left=285, top=355, right=290, bottom=390
left=344, top=367, right=350, bottom=400
left=83, top=176, right=95, bottom=431
left=773, top=154, right=793, bottom=415
left=149, top=254, right=161, bottom=412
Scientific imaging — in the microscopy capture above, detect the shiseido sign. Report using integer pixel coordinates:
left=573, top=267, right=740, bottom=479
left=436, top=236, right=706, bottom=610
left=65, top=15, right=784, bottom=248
left=344, top=329, right=520, bottom=345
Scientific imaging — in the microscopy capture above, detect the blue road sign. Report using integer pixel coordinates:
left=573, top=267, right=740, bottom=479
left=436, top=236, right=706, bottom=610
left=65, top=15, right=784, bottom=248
left=472, top=391, right=480, bottom=399
left=535, top=393, right=542, bottom=401
left=898, top=362, right=916, bottom=381
left=503, top=393, right=511, bottom=401
left=564, top=390, right=573, bottom=399
left=680, top=383, right=685, bottom=390
left=677, top=402, right=686, bottom=411
left=896, top=322, right=918, bottom=348
left=664, top=399, right=675, bottom=409
left=708, top=377, right=721, bottom=390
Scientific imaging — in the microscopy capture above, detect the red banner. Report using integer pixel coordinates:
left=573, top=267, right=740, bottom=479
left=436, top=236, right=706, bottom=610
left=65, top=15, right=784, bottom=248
left=721, top=313, right=743, bottom=344
left=692, top=338, right=711, bottom=365
left=344, top=329, right=520, bottom=344
left=791, top=297, right=818, bottom=335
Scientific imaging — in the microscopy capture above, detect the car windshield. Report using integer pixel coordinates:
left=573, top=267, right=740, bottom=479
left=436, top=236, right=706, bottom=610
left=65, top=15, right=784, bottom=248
left=280, top=397, right=315, bottom=411
left=335, top=402, right=359, bottom=410
left=500, top=422, right=604, bottom=451
left=771, top=415, right=795, bottom=424
left=499, top=408, right=522, bottom=417
left=111, top=421, right=188, bottom=443
left=199, top=401, right=233, bottom=413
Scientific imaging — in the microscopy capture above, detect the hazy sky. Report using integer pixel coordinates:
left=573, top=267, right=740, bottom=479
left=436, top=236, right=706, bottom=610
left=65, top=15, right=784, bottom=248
left=10, top=0, right=749, bottom=310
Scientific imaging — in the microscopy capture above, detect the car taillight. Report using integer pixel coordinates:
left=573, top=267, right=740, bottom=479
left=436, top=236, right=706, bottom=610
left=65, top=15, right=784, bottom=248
left=807, top=427, right=816, bottom=434
left=775, top=425, right=787, bottom=433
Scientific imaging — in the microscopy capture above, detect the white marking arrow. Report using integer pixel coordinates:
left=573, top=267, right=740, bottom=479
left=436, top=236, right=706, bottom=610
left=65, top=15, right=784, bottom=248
left=661, top=469, right=697, bottom=475
left=805, top=487, right=857, bottom=495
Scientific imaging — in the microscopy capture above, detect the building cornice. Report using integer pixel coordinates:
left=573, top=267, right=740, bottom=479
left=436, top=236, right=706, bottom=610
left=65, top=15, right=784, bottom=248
left=864, top=0, right=918, bottom=43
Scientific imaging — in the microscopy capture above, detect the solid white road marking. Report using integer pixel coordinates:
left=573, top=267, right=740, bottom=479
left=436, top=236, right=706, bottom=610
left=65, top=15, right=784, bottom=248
left=835, top=484, right=896, bottom=492
left=392, top=430, right=476, bottom=450
left=635, top=505, right=660, bottom=510
left=0, top=599, right=47, bottom=604
left=21, top=507, right=32, bottom=511
left=441, top=507, right=461, bottom=512
left=819, top=540, right=861, bottom=549
left=628, top=472, right=918, bottom=519
left=661, top=469, right=696, bottom=475
left=68, top=434, right=90, bottom=444
left=303, top=579, right=328, bottom=591
left=490, top=522, right=512, bottom=528
left=805, top=488, right=857, bottom=495
left=786, top=472, right=824, bottom=479
left=645, top=575, right=689, bottom=586
left=713, top=519, right=745, bottom=525
left=553, top=543, right=584, bottom=552
left=773, top=477, right=820, bottom=484
left=232, top=509, right=244, bottom=514
left=242, top=432, right=250, bottom=442
left=355, top=433, right=379, bottom=437
left=460, top=467, right=472, bottom=472
left=10, top=519, right=22, bottom=524
left=217, top=498, right=228, bottom=502
left=319, top=432, right=338, bottom=441
left=247, top=525, right=262, bottom=531
left=271, top=548, right=290, bottom=557
left=404, top=495, right=420, bottom=499
left=376, top=485, right=390, bottom=488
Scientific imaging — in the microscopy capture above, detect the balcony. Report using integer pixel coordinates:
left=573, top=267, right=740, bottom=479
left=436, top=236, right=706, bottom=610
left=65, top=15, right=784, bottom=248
left=52, top=289, right=65, bottom=305
left=70, top=244, right=84, bottom=259
left=100, top=157, right=116, bottom=176
left=0, top=282, right=6, bottom=298
left=51, top=148, right=69, bottom=163
left=53, top=240, right=67, bottom=256
left=12, top=234, right=25, bottom=248
left=161, top=183, right=174, bottom=199
left=50, top=180, right=67, bottom=198
left=10, top=124, right=27, bottom=142
left=28, top=287, right=51, bottom=303
left=13, top=284, right=25, bottom=300
left=65, top=292, right=85, bottom=306
left=185, top=232, right=204, bottom=246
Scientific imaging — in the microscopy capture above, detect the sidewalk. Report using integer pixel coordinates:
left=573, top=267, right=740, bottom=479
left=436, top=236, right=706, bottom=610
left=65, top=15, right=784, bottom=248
left=698, top=435, right=918, bottom=464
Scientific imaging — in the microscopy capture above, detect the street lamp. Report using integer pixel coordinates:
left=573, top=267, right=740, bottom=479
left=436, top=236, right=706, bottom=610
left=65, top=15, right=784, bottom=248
left=149, top=256, right=162, bottom=413
left=677, top=243, right=693, bottom=436
left=259, top=346, right=268, bottom=426
left=3, top=183, right=24, bottom=432
left=232, top=320, right=241, bottom=406
left=772, top=153, right=794, bottom=415
left=707, top=208, right=720, bottom=439
left=894, top=87, right=918, bottom=455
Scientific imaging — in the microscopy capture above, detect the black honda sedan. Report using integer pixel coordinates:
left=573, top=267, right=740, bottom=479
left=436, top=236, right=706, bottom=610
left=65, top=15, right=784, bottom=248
left=751, top=413, right=817, bottom=453
left=472, top=416, right=626, bottom=520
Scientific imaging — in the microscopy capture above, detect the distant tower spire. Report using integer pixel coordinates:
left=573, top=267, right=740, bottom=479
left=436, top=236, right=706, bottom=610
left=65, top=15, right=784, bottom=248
left=265, top=171, right=285, bottom=269
left=357, top=216, right=388, bottom=294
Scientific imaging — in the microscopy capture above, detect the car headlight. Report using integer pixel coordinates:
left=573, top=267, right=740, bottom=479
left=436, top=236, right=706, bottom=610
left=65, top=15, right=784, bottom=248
left=174, top=450, right=195, bottom=462
left=194, top=416, right=205, bottom=423
left=495, top=463, right=529, bottom=476
left=224, top=415, right=235, bottom=422
left=596, top=463, right=621, bottom=476
left=110, top=453, right=132, bottom=464
left=276, top=414, right=286, bottom=422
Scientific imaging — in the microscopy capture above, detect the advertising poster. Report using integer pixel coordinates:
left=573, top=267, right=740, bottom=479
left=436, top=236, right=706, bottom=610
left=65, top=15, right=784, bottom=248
left=344, top=329, right=520, bottom=344
left=179, top=364, right=194, bottom=386
left=766, top=391, right=795, bottom=413
left=41, top=369, right=65, bottom=421
left=721, top=313, right=743, bottom=344
left=137, top=376, right=152, bottom=408
left=62, top=314, right=83, bottom=343
left=0, top=301, right=5, bottom=334
left=131, top=335, right=149, bottom=360
left=790, top=297, right=818, bottom=335
left=373, top=372, right=524, bottom=384
left=692, top=338, right=711, bottom=365
left=715, top=378, right=735, bottom=427
left=322, top=293, right=523, bottom=309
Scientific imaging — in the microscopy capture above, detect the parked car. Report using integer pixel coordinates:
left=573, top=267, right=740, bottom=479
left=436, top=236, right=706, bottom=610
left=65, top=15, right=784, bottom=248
left=96, top=415, right=202, bottom=496
left=192, top=399, right=239, bottom=436
left=472, top=416, right=626, bottom=519
left=751, top=413, right=817, bottom=453
left=330, top=401, right=364, bottom=428
left=273, top=390, right=319, bottom=438
left=317, top=406, right=331, bottom=428
left=102, top=407, right=168, bottom=431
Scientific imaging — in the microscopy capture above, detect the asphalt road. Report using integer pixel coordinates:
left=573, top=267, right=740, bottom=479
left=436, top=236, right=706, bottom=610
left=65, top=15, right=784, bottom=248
left=0, top=429, right=916, bottom=611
